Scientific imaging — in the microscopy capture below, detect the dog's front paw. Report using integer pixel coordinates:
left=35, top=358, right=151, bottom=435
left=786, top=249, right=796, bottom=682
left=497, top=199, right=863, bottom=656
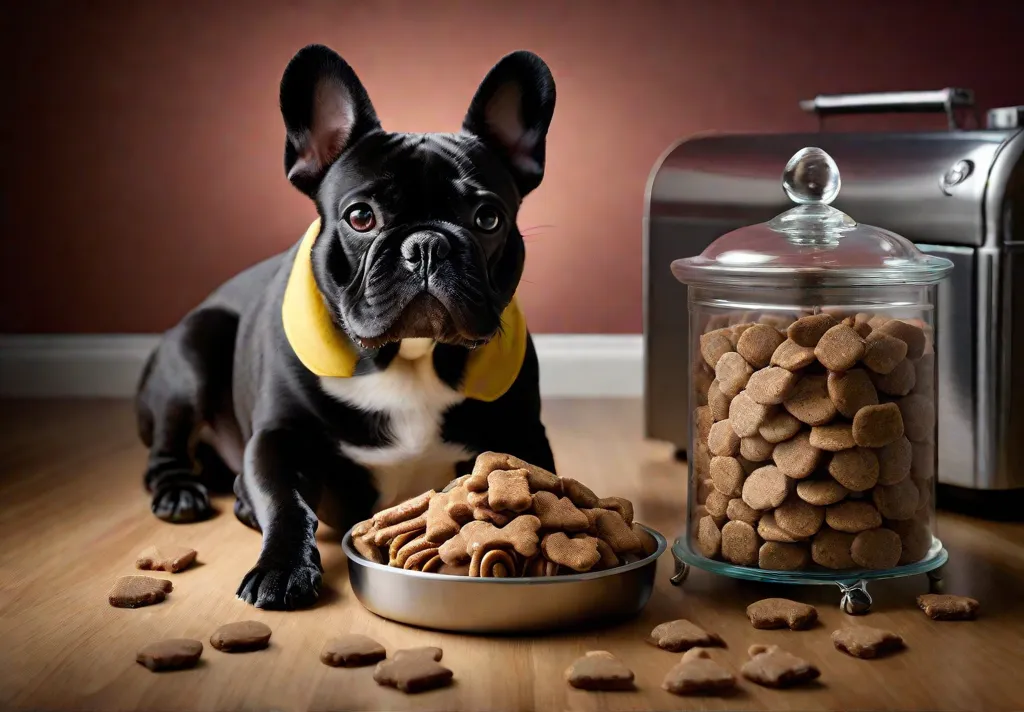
left=151, top=478, right=213, bottom=523
left=236, top=560, right=322, bottom=610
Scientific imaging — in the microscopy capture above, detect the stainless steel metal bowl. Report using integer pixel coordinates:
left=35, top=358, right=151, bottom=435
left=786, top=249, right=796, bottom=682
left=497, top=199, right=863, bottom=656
left=342, top=524, right=667, bottom=634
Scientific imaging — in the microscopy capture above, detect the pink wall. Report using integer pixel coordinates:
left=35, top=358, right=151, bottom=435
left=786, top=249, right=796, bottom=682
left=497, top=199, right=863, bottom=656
left=2, top=0, right=1022, bottom=334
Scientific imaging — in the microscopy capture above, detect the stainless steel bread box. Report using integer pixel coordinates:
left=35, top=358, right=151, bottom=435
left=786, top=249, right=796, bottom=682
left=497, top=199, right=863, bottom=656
left=643, top=91, right=1024, bottom=499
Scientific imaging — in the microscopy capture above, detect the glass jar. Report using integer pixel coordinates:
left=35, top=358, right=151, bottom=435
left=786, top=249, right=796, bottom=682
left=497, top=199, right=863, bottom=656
left=668, top=147, right=952, bottom=614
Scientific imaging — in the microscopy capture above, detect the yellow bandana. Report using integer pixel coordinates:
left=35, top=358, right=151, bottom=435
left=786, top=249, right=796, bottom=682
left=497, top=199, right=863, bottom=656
left=281, top=219, right=528, bottom=403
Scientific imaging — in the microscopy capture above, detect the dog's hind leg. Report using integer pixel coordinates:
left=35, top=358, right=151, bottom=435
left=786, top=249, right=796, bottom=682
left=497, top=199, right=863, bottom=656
left=136, top=306, right=240, bottom=523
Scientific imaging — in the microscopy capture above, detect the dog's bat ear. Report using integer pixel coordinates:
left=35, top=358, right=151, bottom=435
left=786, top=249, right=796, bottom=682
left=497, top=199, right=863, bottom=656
left=463, top=51, right=556, bottom=197
left=280, top=45, right=380, bottom=196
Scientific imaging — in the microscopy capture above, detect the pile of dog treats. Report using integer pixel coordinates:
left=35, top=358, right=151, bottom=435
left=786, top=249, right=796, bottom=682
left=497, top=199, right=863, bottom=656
left=691, top=310, right=936, bottom=571
left=352, top=452, right=659, bottom=576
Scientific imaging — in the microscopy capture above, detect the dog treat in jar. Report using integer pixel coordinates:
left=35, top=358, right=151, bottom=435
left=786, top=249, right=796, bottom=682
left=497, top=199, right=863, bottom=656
left=671, top=147, right=952, bottom=574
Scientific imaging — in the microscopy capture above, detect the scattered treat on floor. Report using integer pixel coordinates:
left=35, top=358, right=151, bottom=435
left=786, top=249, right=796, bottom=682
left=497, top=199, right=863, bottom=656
left=648, top=619, right=724, bottom=652
left=662, top=648, right=737, bottom=696
left=210, top=620, right=272, bottom=652
left=746, top=598, right=818, bottom=630
left=564, top=651, right=635, bottom=691
left=374, top=647, right=453, bottom=693
left=108, top=575, right=172, bottom=608
left=831, top=626, right=905, bottom=659
left=741, top=644, right=820, bottom=688
left=916, top=594, right=980, bottom=621
left=135, top=639, right=203, bottom=672
left=320, top=634, right=387, bottom=667
left=135, top=545, right=198, bottom=573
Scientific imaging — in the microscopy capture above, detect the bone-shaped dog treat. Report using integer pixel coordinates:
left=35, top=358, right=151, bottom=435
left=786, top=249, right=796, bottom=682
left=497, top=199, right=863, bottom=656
left=532, top=491, right=589, bottom=531
left=541, top=532, right=601, bottom=571
left=373, top=490, right=433, bottom=528
left=461, top=516, right=541, bottom=558
left=425, top=492, right=462, bottom=544
left=488, top=469, right=533, bottom=512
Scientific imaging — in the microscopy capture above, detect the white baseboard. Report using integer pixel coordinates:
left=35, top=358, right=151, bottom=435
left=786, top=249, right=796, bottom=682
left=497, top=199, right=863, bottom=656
left=0, top=334, right=642, bottom=399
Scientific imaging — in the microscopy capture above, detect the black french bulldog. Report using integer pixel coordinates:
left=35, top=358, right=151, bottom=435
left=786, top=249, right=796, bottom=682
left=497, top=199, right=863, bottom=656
left=135, top=44, right=557, bottom=610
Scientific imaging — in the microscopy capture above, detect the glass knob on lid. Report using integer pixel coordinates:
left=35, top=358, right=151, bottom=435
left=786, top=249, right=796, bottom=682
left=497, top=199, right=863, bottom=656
left=670, top=146, right=954, bottom=288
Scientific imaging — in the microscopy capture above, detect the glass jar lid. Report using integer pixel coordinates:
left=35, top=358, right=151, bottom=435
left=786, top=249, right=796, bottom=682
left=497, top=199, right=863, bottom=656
left=670, top=147, right=954, bottom=288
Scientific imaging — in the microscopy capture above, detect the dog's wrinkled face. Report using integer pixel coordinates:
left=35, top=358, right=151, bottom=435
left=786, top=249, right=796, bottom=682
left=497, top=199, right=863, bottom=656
left=279, top=46, right=556, bottom=349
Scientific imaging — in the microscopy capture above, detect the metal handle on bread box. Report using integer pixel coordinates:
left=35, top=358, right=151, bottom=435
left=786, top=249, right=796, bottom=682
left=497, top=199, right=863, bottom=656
left=799, top=89, right=975, bottom=130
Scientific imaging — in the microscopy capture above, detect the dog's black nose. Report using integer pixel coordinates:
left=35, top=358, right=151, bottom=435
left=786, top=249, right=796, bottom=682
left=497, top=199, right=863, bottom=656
left=401, top=231, right=451, bottom=274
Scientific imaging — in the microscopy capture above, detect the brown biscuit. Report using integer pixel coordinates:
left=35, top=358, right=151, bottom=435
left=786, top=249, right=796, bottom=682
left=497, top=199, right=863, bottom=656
left=783, top=375, right=836, bottom=426
left=210, top=621, right=272, bottom=652
left=469, top=547, right=516, bottom=577
left=745, top=367, right=797, bottom=407
left=809, top=422, right=855, bottom=452
left=593, top=510, right=643, bottom=554
left=708, top=419, right=741, bottom=457
left=759, top=410, right=803, bottom=444
left=467, top=490, right=489, bottom=509
left=832, top=627, right=904, bottom=659
left=135, top=545, right=197, bottom=574
left=747, top=598, right=817, bottom=630
left=649, top=619, right=724, bottom=652
left=523, top=556, right=560, bottom=577
left=774, top=493, right=825, bottom=538
left=772, top=432, right=821, bottom=479
left=374, top=650, right=453, bottom=693
left=852, top=313, right=874, bottom=337
left=787, top=314, right=838, bottom=347
left=389, top=529, right=424, bottom=562
left=136, top=639, right=203, bottom=672
left=910, top=441, right=936, bottom=482
left=392, top=534, right=436, bottom=568
left=867, top=314, right=891, bottom=330
left=425, top=492, right=462, bottom=544
left=466, top=451, right=506, bottom=490
left=811, top=527, right=857, bottom=569
left=726, top=497, right=762, bottom=525
left=662, top=649, right=737, bottom=696
left=828, top=447, right=880, bottom=492
left=741, top=645, right=820, bottom=688
left=561, top=478, right=601, bottom=508
left=814, top=324, right=865, bottom=372
left=694, top=442, right=712, bottom=479
left=758, top=541, right=810, bottom=571
left=462, top=516, right=542, bottom=558
left=729, top=392, right=772, bottom=438
left=593, top=538, right=621, bottom=570
left=373, top=490, right=433, bottom=528
left=700, top=329, right=735, bottom=368
left=796, top=477, right=849, bottom=506
left=404, top=546, right=442, bottom=571
left=912, top=353, right=936, bottom=395
left=826, top=500, right=882, bottom=533
left=598, top=497, right=634, bottom=525
left=421, top=554, right=445, bottom=573
left=353, top=533, right=384, bottom=563
left=320, top=634, right=387, bottom=667
left=877, top=320, right=927, bottom=360
left=705, top=490, right=730, bottom=519
left=564, top=651, right=635, bottom=691
left=872, top=478, right=920, bottom=520
left=869, top=358, right=916, bottom=397
left=711, top=456, right=745, bottom=497
left=488, top=469, right=533, bottom=513
left=443, top=485, right=474, bottom=523
left=373, top=516, right=428, bottom=546
left=708, top=379, right=733, bottom=420
left=862, top=331, right=908, bottom=375
left=827, top=369, right=879, bottom=419
left=757, top=511, right=804, bottom=543
left=541, top=532, right=601, bottom=571
left=851, top=528, right=902, bottom=569
left=897, top=395, right=936, bottom=443
left=472, top=505, right=512, bottom=527
left=108, top=576, right=172, bottom=608
left=740, top=434, right=775, bottom=462
left=715, top=352, right=754, bottom=396
left=742, top=465, right=790, bottom=510
left=721, top=520, right=760, bottom=566
left=888, top=518, right=932, bottom=564
left=771, top=339, right=818, bottom=370
left=728, top=322, right=757, bottom=347
left=916, top=594, right=979, bottom=621
left=877, top=435, right=913, bottom=485
left=696, top=515, right=722, bottom=558
left=532, top=491, right=589, bottom=531
left=737, top=324, right=786, bottom=368
left=633, top=524, right=660, bottom=557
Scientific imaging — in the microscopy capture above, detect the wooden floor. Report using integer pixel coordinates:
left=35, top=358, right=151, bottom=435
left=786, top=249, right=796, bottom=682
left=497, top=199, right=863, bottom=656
left=1, top=399, right=1022, bottom=712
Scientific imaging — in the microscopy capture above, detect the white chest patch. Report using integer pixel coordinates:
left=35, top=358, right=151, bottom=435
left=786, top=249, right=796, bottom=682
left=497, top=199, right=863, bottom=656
left=319, top=340, right=471, bottom=512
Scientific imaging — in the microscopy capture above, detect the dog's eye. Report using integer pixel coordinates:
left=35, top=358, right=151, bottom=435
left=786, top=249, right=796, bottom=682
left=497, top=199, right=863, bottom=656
left=344, top=204, right=376, bottom=232
left=474, top=206, right=502, bottom=233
